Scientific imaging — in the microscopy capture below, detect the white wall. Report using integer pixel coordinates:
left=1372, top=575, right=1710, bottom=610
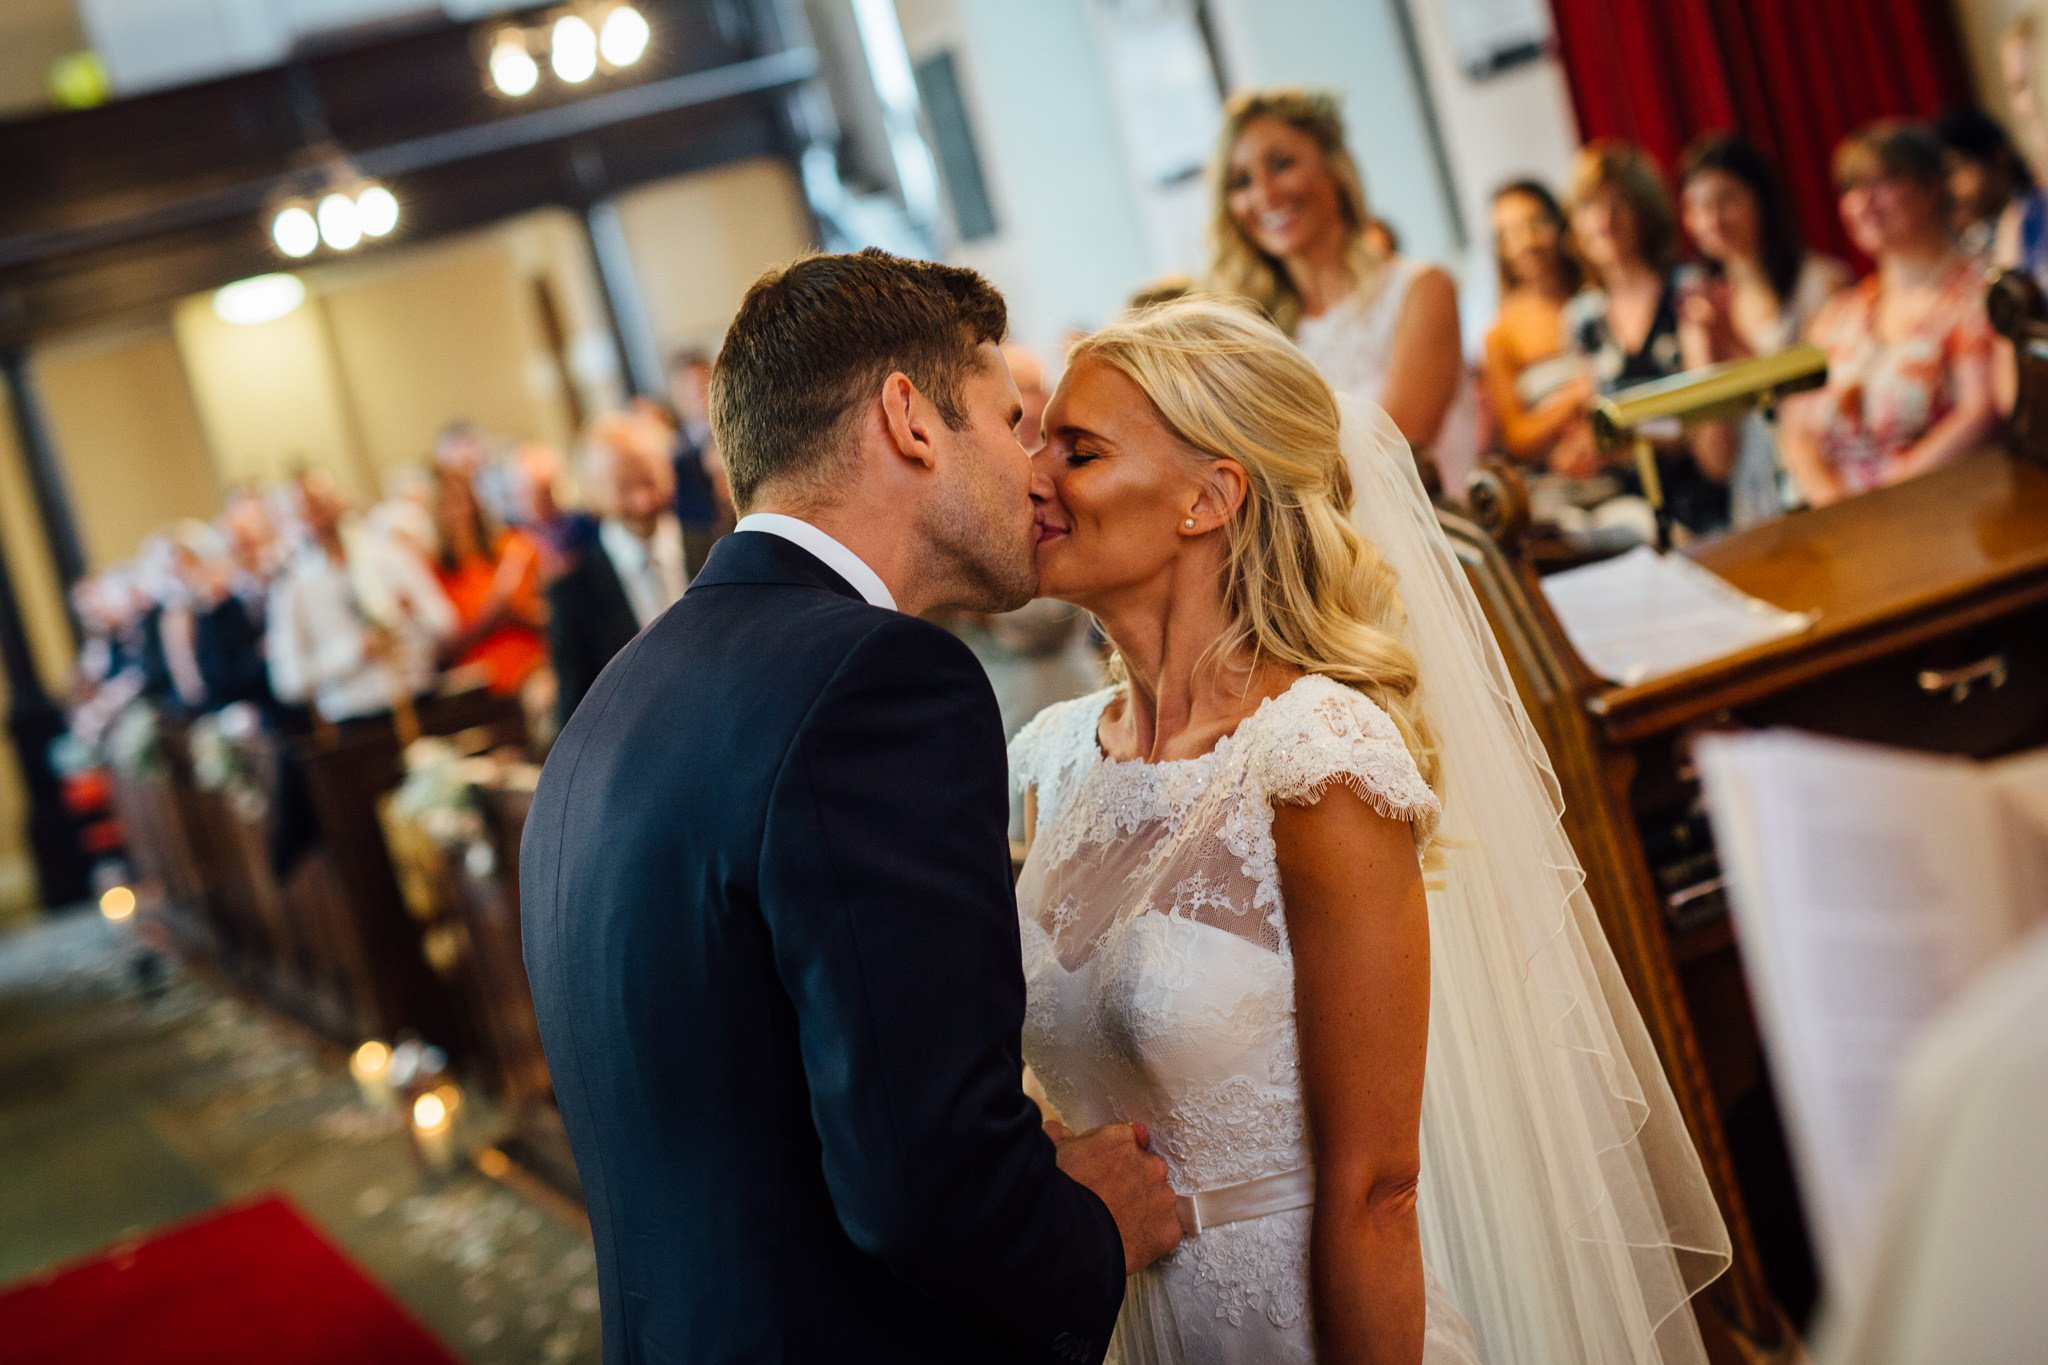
left=1397, top=0, right=1581, bottom=350
left=895, top=0, right=1478, bottom=360
left=897, top=0, right=1159, bottom=357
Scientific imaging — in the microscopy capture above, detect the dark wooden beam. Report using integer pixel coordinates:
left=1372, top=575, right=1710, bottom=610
left=0, top=0, right=819, bottom=347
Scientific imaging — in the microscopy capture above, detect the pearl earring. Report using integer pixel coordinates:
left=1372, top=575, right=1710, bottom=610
left=1183, top=517, right=1197, bottom=529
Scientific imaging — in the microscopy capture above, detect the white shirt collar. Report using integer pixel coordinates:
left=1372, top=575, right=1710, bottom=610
left=733, top=513, right=896, bottom=611
left=599, top=515, right=687, bottom=627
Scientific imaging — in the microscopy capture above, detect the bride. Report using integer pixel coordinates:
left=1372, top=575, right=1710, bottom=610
left=1010, top=299, right=1730, bottom=1363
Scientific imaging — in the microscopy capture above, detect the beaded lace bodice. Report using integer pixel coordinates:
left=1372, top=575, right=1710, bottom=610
left=1011, top=676, right=1440, bottom=1346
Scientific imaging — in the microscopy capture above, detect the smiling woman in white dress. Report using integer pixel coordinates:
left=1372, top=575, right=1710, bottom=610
left=1011, top=299, right=1729, bottom=1364
left=1206, top=89, right=1480, bottom=503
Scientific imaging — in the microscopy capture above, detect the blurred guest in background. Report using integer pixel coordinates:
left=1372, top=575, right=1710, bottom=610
left=966, top=343, right=1095, bottom=751
left=1002, top=343, right=1050, bottom=448
left=1126, top=274, right=1196, bottom=311
left=547, top=413, right=683, bottom=724
left=1207, top=87, right=1481, bottom=497
left=429, top=467, right=547, bottom=698
left=1480, top=179, right=1592, bottom=468
left=1998, top=15, right=2048, bottom=296
left=218, top=486, right=282, bottom=624
left=163, top=519, right=271, bottom=715
left=265, top=468, right=456, bottom=725
left=510, top=439, right=594, bottom=580
left=1564, top=139, right=1734, bottom=538
left=664, top=347, right=732, bottom=576
left=1784, top=123, right=1999, bottom=507
left=1936, top=107, right=2032, bottom=259
left=1677, top=133, right=1851, bottom=526
left=1363, top=214, right=1400, bottom=257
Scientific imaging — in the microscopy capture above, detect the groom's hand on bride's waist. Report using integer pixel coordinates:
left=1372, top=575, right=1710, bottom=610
left=1048, top=1119, right=1182, bottom=1275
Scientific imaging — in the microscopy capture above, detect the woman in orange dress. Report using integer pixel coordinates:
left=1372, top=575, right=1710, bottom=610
left=1480, top=179, right=1592, bottom=468
left=430, top=466, right=548, bottom=694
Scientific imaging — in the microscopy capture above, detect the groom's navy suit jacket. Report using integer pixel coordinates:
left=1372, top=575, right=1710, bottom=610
left=522, top=530, right=1125, bottom=1364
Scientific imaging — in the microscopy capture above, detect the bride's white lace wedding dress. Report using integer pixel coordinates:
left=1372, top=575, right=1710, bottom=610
left=1011, top=674, right=1483, bottom=1364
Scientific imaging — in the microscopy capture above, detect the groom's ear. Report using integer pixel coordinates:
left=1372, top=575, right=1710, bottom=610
left=878, top=371, right=940, bottom=472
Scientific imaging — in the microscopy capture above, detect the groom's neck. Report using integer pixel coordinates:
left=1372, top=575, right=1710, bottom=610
left=747, top=497, right=923, bottom=613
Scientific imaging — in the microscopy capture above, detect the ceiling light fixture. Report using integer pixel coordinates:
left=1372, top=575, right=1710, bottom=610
left=213, top=274, right=308, bottom=326
left=599, top=5, right=651, bottom=68
left=271, top=204, right=320, bottom=258
left=488, top=30, right=540, bottom=96
left=551, top=14, right=599, bottom=83
left=316, top=191, right=363, bottom=250
left=355, top=184, right=400, bottom=238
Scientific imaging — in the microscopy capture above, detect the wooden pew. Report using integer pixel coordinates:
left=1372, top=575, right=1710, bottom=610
left=293, top=688, right=527, bottom=1052
left=379, top=751, right=578, bottom=1195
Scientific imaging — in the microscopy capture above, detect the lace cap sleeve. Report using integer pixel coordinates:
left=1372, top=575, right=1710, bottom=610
left=1009, top=688, right=1115, bottom=822
left=1251, top=676, right=1440, bottom=847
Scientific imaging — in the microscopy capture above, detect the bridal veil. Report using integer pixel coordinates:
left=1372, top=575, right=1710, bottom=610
left=1335, top=394, right=1731, bottom=1361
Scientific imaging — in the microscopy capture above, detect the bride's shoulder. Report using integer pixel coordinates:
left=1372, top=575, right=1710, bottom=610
left=1245, top=676, right=1439, bottom=838
left=1009, top=686, right=1118, bottom=787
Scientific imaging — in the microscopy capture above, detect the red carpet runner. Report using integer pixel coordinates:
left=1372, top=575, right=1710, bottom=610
left=0, top=1194, right=462, bottom=1364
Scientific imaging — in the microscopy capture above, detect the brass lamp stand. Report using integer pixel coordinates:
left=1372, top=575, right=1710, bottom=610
left=1591, top=345, right=1830, bottom=548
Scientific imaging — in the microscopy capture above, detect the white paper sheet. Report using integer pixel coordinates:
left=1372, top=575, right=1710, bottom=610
left=1696, top=732, right=2041, bottom=1275
left=1540, top=545, right=1815, bottom=685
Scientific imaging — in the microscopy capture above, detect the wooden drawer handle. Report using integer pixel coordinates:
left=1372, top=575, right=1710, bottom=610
left=1917, top=654, right=2008, bottom=702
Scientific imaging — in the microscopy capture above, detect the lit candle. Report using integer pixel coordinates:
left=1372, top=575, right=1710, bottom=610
left=99, top=885, right=136, bottom=922
left=411, top=1087, right=462, bottom=1175
left=349, top=1039, right=395, bottom=1111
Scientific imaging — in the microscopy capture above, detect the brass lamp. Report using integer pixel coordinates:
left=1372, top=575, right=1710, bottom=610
left=1591, top=344, right=1828, bottom=547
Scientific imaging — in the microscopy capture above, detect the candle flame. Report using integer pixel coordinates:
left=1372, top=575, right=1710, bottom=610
left=99, top=886, right=136, bottom=921
left=412, top=1092, right=448, bottom=1129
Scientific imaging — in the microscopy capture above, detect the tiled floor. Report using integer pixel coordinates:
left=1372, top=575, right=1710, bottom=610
left=0, top=912, right=600, bottom=1363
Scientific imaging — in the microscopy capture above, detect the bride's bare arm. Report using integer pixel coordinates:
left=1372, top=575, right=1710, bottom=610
left=1274, top=786, right=1430, bottom=1365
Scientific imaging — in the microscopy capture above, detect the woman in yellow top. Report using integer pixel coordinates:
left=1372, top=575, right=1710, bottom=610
left=1480, top=180, right=1591, bottom=469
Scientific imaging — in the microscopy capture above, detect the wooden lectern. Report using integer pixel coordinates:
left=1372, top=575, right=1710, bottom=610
left=1454, top=273, right=2048, bottom=1360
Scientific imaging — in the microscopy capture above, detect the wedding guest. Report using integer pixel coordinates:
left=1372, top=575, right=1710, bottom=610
left=264, top=468, right=457, bottom=725
left=218, top=486, right=283, bottom=624
left=1003, top=343, right=1051, bottom=448
left=1992, top=16, right=2048, bottom=409
left=1782, top=123, right=2000, bottom=507
left=429, top=467, right=547, bottom=696
left=1480, top=179, right=1592, bottom=467
left=1677, top=133, right=1852, bottom=526
left=546, top=413, right=685, bottom=724
left=67, top=570, right=148, bottom=749
left=1126, top=274, right=1195, bottom=311
left=1207, top=88, right=1482, bottom=498
left=665, top=347, right=732, bottom=576
left=1563, top=139, right=1734, bottom=538
left=509, top=439, right=595, bottom=581
left=164, top=519, right=271, bottom=715
left=1363, top=215, right=1400, bottom=257
left=973, top=344, right=1094, bottom=747
left=1937, top=107, right=2032, bottom=259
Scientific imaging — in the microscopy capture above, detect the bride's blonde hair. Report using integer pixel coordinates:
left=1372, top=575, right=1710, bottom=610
left=1069, top=297, right=1440, bottom=798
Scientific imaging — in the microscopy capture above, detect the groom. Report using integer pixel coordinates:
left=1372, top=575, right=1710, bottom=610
left=522, top=249, right=1181, bottom=1364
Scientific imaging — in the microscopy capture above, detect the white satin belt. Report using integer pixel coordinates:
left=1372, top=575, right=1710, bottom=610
left=1175, top=1166, right=1314, bottom=1235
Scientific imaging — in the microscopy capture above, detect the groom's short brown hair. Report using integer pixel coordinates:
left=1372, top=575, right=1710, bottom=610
left=712, top=248, right=1008, bottom=511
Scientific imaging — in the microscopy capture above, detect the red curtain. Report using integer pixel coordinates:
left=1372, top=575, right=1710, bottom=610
left=1548, top=0, right=1975, bottom=264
